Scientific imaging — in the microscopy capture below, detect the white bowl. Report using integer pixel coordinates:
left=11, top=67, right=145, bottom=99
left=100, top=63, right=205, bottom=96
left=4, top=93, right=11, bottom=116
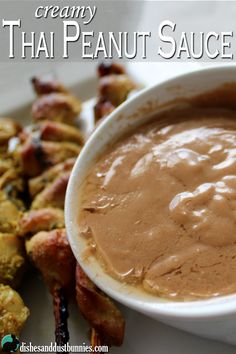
left=65, top=66, right=236, bottom=345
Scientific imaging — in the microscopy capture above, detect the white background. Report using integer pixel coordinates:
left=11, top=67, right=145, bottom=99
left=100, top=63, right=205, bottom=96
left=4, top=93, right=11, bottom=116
left=1, top=1, right=236, bottom=353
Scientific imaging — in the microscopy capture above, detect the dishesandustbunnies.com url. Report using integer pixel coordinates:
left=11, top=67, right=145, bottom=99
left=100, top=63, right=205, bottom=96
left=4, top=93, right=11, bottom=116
left=19, top=342, right=109, bottom=353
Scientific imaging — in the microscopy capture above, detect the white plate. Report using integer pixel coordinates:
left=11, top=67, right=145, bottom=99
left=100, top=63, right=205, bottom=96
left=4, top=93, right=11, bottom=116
left=2, top=63, right=236, bottom=354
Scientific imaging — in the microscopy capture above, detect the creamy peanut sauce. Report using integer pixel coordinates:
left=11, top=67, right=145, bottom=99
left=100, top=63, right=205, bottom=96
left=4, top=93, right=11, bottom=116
left=79, top=95, right=236, bottom=300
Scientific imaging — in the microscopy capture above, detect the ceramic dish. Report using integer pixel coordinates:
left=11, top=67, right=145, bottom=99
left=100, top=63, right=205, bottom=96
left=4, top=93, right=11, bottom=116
left=66, top=66, right=236, bottom=346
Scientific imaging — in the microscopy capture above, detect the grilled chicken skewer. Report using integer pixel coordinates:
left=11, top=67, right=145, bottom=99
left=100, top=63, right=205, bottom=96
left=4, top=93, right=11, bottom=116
left=20, top=214, right=126, bottom=351
left=0, top=120, right=26, bottom=288
left=19, top=156, right=124, bottom=350
left=0, top=118, right=29, bottom=341
left=94, top=62, right=136, bottom=122
left=0, top=65, right=134, bottom=349
left=76, top=263, right=125, bottom=348
left=88, top=62, right=137, bottom=348
left=18, top=79, right=82, bottom=350
left=19, top=176, right=73, bottom=351
left=0, top=139, right=26, bottom=288
left=19, top=66, right=134, bottom=350
left=25, top=229, right=75, bottom=352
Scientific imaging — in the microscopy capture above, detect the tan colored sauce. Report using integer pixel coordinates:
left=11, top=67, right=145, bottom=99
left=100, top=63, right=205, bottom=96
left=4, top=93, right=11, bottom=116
left=79, top=90, right=236, bottom=300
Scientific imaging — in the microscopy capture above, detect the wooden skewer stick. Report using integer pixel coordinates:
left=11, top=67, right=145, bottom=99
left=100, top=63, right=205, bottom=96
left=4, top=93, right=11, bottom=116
left=25, top=229, right=75, bottom=353
left=53, top=287, right=69, bottom=353
left=91, top=328, right=104, bottom=354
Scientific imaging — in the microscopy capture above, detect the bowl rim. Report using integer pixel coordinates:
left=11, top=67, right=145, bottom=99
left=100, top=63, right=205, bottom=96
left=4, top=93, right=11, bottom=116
left=65, top=64, right=236, bottom=320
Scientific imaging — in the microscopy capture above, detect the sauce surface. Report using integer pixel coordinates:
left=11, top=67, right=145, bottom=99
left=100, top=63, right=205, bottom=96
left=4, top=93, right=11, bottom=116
left=79, top=106, right=236, bottom=300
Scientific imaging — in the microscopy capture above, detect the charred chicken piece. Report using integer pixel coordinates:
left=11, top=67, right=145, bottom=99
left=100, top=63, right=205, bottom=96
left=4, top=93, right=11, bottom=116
left=21, top=137, right=80, bottom=177
left=0, top=284, right=29, bottom=339
left=98, top=62, right=125, bottom=77
left=26, top=229, right=76, bottom=351
left=0, top=118, right=21, bottom=146
left=94, top=63, right=136, bottom=122
left=32, top=93, right=81, bottom=125
left=20, top=136, right=48, bottom=177
left=0, top=191, right=23, bottom=234
left=76, top=263, right=125, bottom=347
left=38, top=121, right=84, bottom=145
left=21, top=121, right=83, bottom=146
left=99, top=75, right=136, bottom=107
left=26, top=229, right=75, bottom=294
left=0, top=158, right=15, bottom=176
left=0, top=233, right=26, bottom=288
left=31, top=172, right=70, bottom=210
left=0, top=167, right=22, bottom=190
left=94, top=99, right=115, bottom=123
left=0, top=165, right=25, bottom=204
left=32, top=76, right=67, bottom=96
left=29, top=158, right=75, bottom=198
left=19, top=208, right=64, bottom=237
